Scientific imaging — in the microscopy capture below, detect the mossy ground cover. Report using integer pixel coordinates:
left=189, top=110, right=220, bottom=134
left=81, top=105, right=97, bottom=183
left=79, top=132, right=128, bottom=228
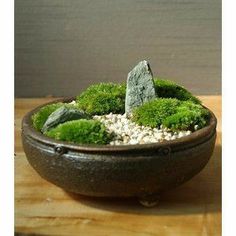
left=154, top=78, right=201, bottom=104
left=76, top=83, right=126, bottom=115
left=45, top=119, right=112, bottom=145
left=132, top=98, right=181, bottom=128
left=163, top=101, right=210, bottom=131
left=31, top=102, right=83, bottom=131
left=75, top=79, right=200, bottom=115
left=31, top=79, right=209, bottom=144
left=32, top=103, right=64, bottom=131
left=132, top=99, right=210, bottom=131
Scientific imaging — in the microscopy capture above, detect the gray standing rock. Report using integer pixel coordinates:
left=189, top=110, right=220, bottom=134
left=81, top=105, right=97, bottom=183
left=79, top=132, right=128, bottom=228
left=125, top=60, right=156, bottom=114
left=42, top=106, right=89, bottom=133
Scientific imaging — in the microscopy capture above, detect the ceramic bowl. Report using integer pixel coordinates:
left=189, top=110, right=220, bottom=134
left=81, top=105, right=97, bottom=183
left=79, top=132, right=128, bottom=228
left=21, top=98, right=217, bottom=206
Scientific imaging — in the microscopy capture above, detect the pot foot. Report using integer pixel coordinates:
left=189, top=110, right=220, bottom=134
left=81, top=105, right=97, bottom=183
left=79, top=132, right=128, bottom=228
left=138, top=194, right=160, bottom=207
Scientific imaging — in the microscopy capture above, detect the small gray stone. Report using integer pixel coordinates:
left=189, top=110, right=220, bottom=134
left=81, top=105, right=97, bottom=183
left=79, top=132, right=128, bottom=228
left=42, top=106, right=89, bottom=133
left=125, top=60, right=156, bottom=113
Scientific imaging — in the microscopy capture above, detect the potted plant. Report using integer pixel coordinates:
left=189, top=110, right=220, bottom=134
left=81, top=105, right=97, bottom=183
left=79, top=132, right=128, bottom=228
left=22, top=60, right=217, bottom=207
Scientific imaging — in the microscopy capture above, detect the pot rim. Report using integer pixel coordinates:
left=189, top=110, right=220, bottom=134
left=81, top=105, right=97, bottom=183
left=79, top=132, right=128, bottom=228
left=22, top=97, right=217, bottom=153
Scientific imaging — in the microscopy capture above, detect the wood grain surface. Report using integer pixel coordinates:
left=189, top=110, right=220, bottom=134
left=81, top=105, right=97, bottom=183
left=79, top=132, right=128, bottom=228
left=15, top=96, right=221, bottom=236
left=15, top=0, right=221, bottom=97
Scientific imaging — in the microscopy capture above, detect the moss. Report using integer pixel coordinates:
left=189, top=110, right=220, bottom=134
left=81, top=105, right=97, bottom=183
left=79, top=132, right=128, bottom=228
left=132, top=98, right=181, bottom=128
left=163, top=109, right=209, bottom=131
left=154, top=78, right=201, bottom=104
left=31, top=102, right=83, bottom=131
left=75, top=79, right=200, bottom=116
left=33, top=78, right=205, bottom=144
left=45, top=119, right=112, bottom=145
left=31, top=103, right=64, bottom=131
left=76, top=83, right=126, bottom=115
left=163, top=101, right=210, bottom=131
left=132, top=98, right=210, bottom=131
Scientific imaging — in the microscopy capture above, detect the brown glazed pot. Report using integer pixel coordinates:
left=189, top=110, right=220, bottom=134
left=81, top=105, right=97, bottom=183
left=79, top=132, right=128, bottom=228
left=21, top=98, right=217, bottom=206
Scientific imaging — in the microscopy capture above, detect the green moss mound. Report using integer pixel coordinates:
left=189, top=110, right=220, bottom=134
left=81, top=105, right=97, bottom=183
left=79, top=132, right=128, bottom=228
left=45, top=119, right=112, bottom=145
left=31, top=102, right=82, bottom=131
left=76, top=83, right=126, bottom=115
left=132, top=98, right=210, bottom=131
left=132, top=98, right=181, bottom=128
left=32, top=103, right=64, bottom=131
left=75, top=79, right=200, bottom=116
left=163, top=101, right=210, bottom=131
left=32, top=78, right=206, bottom=144
left=154, top=78, right=201, bottom=104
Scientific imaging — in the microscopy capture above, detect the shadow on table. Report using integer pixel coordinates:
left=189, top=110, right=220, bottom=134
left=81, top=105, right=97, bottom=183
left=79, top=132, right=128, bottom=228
left=66, top=144, right=221, bottom=216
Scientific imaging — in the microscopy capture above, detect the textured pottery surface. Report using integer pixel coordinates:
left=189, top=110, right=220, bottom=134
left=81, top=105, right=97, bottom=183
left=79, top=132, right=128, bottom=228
left=21, top=98, right=217, bottom=200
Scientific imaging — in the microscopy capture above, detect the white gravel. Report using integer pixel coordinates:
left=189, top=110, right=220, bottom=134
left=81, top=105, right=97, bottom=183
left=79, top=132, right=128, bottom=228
left=69, top=100, right=76, bottom=105
left=93, top=113, right=192, bottom=145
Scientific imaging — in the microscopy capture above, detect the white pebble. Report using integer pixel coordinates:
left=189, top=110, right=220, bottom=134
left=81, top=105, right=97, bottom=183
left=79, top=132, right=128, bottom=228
left=92, top=113, right=193, bottom=145
left=69, top=100, right=76, bottom=105
left=178, top=132, right=185, bottom=138
left=129, top=139, right=139, bottom=145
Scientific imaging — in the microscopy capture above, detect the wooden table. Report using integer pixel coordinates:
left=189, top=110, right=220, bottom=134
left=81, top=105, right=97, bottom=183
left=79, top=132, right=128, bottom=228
left=15, top=96, right=221, bottom=236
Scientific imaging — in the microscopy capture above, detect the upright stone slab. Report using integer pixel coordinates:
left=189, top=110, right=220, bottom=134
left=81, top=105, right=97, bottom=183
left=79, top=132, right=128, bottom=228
left=42, top=106, right=89, bottom=133
left=125, top=60, right=156, bottom=114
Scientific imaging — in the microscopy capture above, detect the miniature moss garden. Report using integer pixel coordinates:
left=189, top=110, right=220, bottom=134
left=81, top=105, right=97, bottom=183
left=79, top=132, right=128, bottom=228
left=32, top=60, right=210, bottom=145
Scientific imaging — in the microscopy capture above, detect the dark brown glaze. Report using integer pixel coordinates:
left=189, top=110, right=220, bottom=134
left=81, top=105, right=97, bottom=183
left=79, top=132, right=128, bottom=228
left=21, top=97, right=217, bottom=200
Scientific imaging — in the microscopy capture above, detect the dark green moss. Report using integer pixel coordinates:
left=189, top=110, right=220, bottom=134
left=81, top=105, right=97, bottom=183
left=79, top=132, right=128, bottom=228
left=154, top=78, right=201, bottom=104
left=132, top=98, right=210, bottom=131
left=132, top=98, right=181, bottom=128
left=76, top=83, right=126, bottom=115
left=31, top=103, right=64, bottom=131
left=45, top=119, right=112, bottom=145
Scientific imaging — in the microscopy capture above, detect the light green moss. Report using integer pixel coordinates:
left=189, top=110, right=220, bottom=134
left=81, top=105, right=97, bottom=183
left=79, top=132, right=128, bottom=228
left=132, top=98, right=181, bottom=128
left=154, top=78, right=201, bottom=104
left=132, top=98, right=210, bottom=131
left=31, top=103, right=64, bottom=131
left=31, top=102, right=83, bottom=131
left=75, top=79, right=200, bottom=116
left=45, top=119, right=112, bottom=145
left=76, top=83, right=126, bottom=115
left=33, top=78, right=206, bottom=144
left=163, top=101, right=210, bottom=131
